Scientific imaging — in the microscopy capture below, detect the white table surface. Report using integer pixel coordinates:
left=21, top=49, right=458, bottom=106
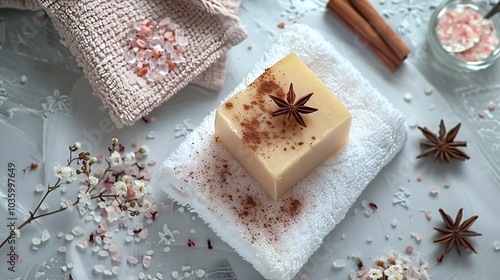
left=2, top=0, right=500, bottom=279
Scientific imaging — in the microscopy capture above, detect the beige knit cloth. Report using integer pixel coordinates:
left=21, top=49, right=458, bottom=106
left=1, top=0, right=246, bottom=127
left=191, top=0, right=243, bottom=90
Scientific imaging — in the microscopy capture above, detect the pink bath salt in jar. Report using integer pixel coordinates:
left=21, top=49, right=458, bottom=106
left=428, top=0, right=500, bottom=72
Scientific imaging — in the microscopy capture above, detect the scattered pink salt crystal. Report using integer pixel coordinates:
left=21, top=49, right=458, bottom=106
left=138, top=67, right=148, bottom=77
left=140, top=25, right=152, bottom=38
left=32, top=237, right=41, bottom=246
left=94, top=264, right=106, bottom=273
left=429, top=187, right=439, bottom=196
left=76, top=239, right=88, bottom=250
left=143, top=255, right=152, bottom=268
left=132, top=140, right=138, bottom=147
left=489, top=101, right=496, bottom=111
left=112, top=252, right=122, bottom=263
left=127, top=256, right=139, bottom=265
left=138, top=229, right=149, bottom=239
left=105, top=183, right=113, bottom=191
left=41, top=229, right=51, bottom=242
left=426, top=211, right=433, bottom=220
left=143, top=171, right=153, bottom=180
left=108, top=244, right=119, bottom=253
left=405, top=245, right=414, bottom=254
left=94, top=168, right=104, bottom=177
left=99, top=221, right=109, bottom=232
left=106, top=205, right=115, bottom=213
left=414, top=234, right=422, bottom=243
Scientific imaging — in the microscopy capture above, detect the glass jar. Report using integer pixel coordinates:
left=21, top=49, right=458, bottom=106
left=428, top=0, right=500, bottom=72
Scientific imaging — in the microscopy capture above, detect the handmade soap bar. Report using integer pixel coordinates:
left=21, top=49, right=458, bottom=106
left=214, top=53, right=352, bottom=200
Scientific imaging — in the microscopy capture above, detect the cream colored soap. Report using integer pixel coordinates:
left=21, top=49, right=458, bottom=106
left=214, top=53, right=352, bottom=200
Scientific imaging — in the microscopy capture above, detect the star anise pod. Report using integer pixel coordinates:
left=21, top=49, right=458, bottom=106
left=416, top=119, right=470, bottom=163
left=434, top=208, right=481, bottom=259
left=269, top=83, right=318, bottom=130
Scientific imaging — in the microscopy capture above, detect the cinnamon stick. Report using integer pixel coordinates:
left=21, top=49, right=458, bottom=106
left=326, top=0, right=406, bottom=72
left=348, top=0, right=410, bottom=61
left=327, top=0, right=401, bottom=68
left=368, top=44, right=399, bottom=72
left=327, top=1, right=398, bottom=72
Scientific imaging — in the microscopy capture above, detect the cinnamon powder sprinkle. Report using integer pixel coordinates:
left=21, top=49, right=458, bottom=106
left=226, top=68, right=316, bottom=153
left=175, top=149, right=306, bottom=244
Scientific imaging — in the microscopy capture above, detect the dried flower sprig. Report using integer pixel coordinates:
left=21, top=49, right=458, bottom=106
left=0, top=138, right=153, bottom=251
left=22, top=162, right=39, bottom=174
left=352, top=251, right=430, bottom=280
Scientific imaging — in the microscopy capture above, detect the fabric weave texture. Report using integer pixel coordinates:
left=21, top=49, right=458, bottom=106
left=1, top=0, right=247, bottom=127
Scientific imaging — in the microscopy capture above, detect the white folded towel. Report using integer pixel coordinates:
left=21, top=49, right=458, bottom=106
left=156, top=24, right=407, bottom=280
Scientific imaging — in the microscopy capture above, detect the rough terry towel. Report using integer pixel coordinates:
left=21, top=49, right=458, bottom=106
left=31, top=0, right=247, bottom=127
left=0, top=0, right=243, bottom=91
left=157, top=24, right=407, bottom=280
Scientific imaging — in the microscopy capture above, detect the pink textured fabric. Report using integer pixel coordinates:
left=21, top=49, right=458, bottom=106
left=0, top=0, right=244, bottom=92
left=13, top=0, right=247, bottom=127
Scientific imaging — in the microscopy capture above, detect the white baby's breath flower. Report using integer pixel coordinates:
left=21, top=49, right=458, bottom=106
left=141, top=198, right=152, bottom=211
left=132, top=180, right=150, bottom=198
left=54, top=166, right=63, bottom=179
left=60, top=166, right=70, bottom=178
left=388, top=273, right=403, bottom=280
left=89, top=156, right=97, bottom=163
left=125, top=166, right=136, bottom=175
left=78, top=191, right=92, bottom=208
left=13, top=228, right=21, bottom=238
left=367, top=268, right=383, bottom=280
left=384, top=265, right=403, bottom=278
left=88, top=176, right=98, bottom=186
left=65, top=167, right=77, bottom=182
left=74, top=142, right=81, bottom=149
left=60, top=197, right=74, bottom=212
left=110, top=151, right=122, bottom=166
left=138, top=145, right=149, bottom=157
left=124, top=152, right=136, bottom=165
left=121, top=175, right=133, bottom=186
left=113, top=181, right=128, bottom=196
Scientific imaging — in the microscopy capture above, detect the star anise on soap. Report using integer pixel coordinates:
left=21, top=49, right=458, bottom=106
left=434, top=208, right=481, bottom=259
left=416, top=119, right=470, bottom=163
left=269, top=83, right=318, bottom=130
